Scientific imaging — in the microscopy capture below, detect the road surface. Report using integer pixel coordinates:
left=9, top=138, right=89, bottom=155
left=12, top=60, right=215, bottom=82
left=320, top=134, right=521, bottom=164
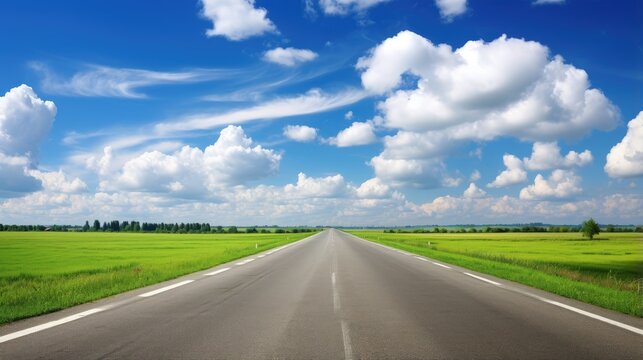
left=1, top=229, right=641, bottom=359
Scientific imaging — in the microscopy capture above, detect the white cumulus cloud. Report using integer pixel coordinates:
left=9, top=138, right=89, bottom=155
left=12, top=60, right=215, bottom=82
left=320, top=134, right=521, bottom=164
left=370, top=156, right=455, bottom=189
left=435, top=0, right=467, bottom=20
left=519, top=170, right=581, bottom=200
left=355, top=31, right=617, bottom=190
left=103, top=125, right=281, bottom=196
left=284, top=172, right=349, bottom=198
left=605, top=111, right=643, bottom=178
left=523, top=142, right=592, bottom=170
left=356, top=177, right=390, bottom=198
left=463, top=182, right=486, bottom=198
left=328, top=121, right=376, bottom=147
left=0, top=85, right=57, bottom=195
left=29, top=170, right=87, bottom=194
left=283, top=125, right=318, bottom=142
left=263, top=47, right=318, bottom=67
left=488, top=154, right=527, bottom=188
left=357, top=31, right=618, bottom=140
left=0, top=85, right=56, bottom=159
left=200, top=0, right=277, bottom=41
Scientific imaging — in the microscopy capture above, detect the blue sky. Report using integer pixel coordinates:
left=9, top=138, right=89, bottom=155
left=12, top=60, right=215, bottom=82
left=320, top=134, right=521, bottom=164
left=0, top=0, right=641, bottom=225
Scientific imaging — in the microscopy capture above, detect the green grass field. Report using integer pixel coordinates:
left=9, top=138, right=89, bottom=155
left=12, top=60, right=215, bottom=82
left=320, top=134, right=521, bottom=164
left=349, top=231, right=642, bottom=317
left=0, top=232, right=311, bottom=325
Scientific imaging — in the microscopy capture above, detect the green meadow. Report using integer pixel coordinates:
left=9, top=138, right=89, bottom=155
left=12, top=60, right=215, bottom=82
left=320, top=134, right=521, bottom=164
left=349, top=231, right=643, bottom=317
left=0, top=232, right=310, bottom=325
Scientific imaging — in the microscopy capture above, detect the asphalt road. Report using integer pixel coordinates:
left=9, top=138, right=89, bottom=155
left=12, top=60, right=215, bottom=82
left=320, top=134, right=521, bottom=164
left=1, top=229, right=641, bottom=359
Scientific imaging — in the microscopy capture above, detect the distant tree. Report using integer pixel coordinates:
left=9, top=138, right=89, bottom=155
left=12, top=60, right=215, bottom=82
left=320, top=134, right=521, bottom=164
left=82, top=221, right=90, bottom=232
left=92, top=220, right=100, bottom=231
left=581, top=218, right=600, bottom=240
left=228, top=226, right=238, bottom=233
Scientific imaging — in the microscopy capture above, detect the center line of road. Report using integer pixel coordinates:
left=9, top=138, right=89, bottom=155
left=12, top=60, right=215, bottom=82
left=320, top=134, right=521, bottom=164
left=0, top=308, right=106, bottom=344
left=341, top=320, right=354, bottom=360
left=331, top=271, right=354, bottom=360
left=332, top=272, right=340, bottom=313
left=464, top=272, right=502, bottom=286
left=139, top=280, right=194, bottom=298
left=204, top=267, right=230, bottom=276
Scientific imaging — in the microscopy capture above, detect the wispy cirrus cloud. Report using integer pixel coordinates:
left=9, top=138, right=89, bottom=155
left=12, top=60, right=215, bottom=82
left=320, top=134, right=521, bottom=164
left=318, top=0, right=392, bottom=15
left=155, top=88, right=368, bottom=135
left=533, top=0, right=565, bottom=5
left=31, top=62, right=236, bottom=98
left=65, top=88, right=369, bottom=175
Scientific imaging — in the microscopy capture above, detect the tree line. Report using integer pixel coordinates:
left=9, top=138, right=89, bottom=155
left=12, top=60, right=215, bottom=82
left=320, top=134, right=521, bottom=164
left=0, top=221, right=318, bottom=234
left=384, top=224, right=642, bottom=234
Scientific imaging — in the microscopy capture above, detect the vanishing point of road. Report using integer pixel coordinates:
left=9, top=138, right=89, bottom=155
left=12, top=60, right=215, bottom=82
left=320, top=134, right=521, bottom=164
left=1, top=229, right=641, bottom=359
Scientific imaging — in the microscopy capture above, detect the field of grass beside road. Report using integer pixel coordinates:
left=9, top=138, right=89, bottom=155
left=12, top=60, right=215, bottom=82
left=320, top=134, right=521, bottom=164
left=0, top=231, right=311, bottom=325
left=348, top=231, right=642, bottom=317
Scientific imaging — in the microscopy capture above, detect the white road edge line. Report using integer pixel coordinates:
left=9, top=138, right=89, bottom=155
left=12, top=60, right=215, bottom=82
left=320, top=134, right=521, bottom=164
left=0, top=308, right=106, bottom=344
left=541, top=298, right=643, bottom=336
left=139, top=280, right=194, bottom=298
left=257, top=254, right=265, bottom=258
left=432, top=262, right=452, bottom=269
left=414, top=256, right=429, bottom=262
left=204, top=267, right=230, bottom=276
left=340, top=229, right=643, bottom=336
left=464, top=272, right=502, bottom=286
left=0, top=232, right=323, bottom=345
left=235, top=258, right=255, bottom=265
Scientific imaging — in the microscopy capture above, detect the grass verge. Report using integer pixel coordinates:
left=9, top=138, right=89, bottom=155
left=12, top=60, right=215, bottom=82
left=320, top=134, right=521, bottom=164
left=0, top=232, right=311, bottom=325
left=348, top=231, right=642, bottom=317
